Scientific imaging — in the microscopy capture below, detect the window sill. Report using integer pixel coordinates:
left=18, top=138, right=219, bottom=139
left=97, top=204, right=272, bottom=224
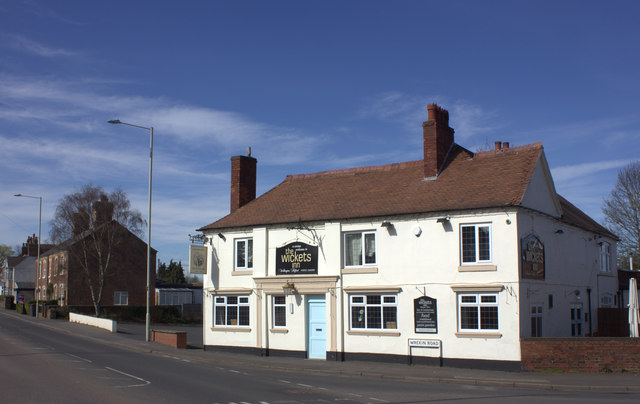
left=211, top=327, right=251, bottom=332
left=458, top=264, right=497, bottom=272
left=455, top=332, right=502, bottom=339
left=346, top=330, right=401, bottom=336
left=232, top=270, right=253, bottom=276
left=270, top=328, right=289, bottom=334
left=341, top=266, right=378, bottom=274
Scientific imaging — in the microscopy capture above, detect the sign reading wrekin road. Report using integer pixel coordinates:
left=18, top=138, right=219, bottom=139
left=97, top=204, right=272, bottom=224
left=276, top=242, right=318, bottom=275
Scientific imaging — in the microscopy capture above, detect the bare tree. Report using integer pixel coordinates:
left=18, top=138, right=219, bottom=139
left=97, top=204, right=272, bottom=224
left=49, top=185, right=145, bottom=316
left=603, top=161, right=640, bottom=269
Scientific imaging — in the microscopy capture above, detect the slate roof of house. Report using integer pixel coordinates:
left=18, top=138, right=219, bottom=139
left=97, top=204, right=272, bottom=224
left=199, top=142, right=616, bottom=240
left=7, top=256, right=27, bottom=267
left=13, top=256, right=35, bottom=282
left=41, top=220, right=157, bottom=257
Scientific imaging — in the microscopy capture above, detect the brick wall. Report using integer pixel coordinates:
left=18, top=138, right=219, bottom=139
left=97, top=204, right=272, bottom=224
left=521, top=338, right=640, bottom=372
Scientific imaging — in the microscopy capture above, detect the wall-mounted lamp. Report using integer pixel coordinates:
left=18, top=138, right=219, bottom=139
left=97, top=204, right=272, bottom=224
left=217, top=233, right=226, bottom=241
left=505, top=219, right=511, bottom=225
left=381, top=221, right=393, bottom=228
left=555, top=229, right=564, bottom=234
left=283, top=281, right=296, bottom=296
left=436, top=216, right=450, bottom=224
left=565, top=289, right=581, bottom=300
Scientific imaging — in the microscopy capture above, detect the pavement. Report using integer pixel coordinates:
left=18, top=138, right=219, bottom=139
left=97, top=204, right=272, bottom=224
left=4, top=308, right=640, bottom=393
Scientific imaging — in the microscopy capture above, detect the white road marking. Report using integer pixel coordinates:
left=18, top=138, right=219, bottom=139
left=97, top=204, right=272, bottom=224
left=297, top=383, right=313, bottom=388
left=105, top=366, right=151, bottom=388
left=368, top=398, right=388, bottom=402
left=279, top=380, right=292, bottom=384
left=65, top=353, right=92, bottom=363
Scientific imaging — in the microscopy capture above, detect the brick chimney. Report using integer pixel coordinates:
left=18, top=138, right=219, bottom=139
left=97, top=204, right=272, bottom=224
left=230, top=148, right=257, bottom=213
left=72, top=211, right=90, bottom=236
left=423, top=104, right=455, bottom=178
left=22, top=234, right=39, bottom=256
left=92, top=194, right=114, bottom=228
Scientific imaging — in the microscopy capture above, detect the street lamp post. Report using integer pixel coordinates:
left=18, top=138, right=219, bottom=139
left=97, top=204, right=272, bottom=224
left=108, top=119, right=153, bottom=342
left=14, top=194, right=42, bottom=318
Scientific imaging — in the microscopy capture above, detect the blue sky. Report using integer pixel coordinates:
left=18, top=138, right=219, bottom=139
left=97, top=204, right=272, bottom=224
left=1, top=0, right=639, bottom=271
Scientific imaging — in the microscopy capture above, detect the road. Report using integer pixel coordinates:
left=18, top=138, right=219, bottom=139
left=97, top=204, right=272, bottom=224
left=1, top=312, right=639, bottom=403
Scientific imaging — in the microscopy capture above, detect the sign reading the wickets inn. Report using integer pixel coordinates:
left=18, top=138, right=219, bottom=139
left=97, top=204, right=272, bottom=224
left=521, top=234, right=545, bottom=280
left=276, top=242, right=318, bottom=275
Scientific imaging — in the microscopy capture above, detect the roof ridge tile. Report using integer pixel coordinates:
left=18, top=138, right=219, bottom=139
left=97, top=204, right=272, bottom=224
left=474, top=142, right=542, bottom=158
left=285, top=160, right=423, bottom=181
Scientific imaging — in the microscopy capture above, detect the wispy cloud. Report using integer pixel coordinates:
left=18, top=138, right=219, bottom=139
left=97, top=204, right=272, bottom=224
left=516, top=116, right=640, bottom=150
left=356, top=91, right=499, bottom=142
left=3, top=34, right=78, bottom=57
left=551, top=159, right=631, bottom=183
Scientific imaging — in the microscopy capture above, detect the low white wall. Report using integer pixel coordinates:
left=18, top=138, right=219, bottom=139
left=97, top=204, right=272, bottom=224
left=69, top=312, right=117, bottom=333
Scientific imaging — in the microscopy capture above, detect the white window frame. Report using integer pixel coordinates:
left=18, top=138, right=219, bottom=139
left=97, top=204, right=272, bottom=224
left=530, top=303, right=543, bottom=337
left=343, top=231, right=377, bottom=268
left=460, top=223, right=492, bottom=264
left=54, top=257, right=59, bottom=275
left=457, top=292, right=499, bottom=331
left=570, top=303, right=583, bottom=337
left=234, top=238, right=253, bottom=270
left=349, top=294, right=397, bottom=330
left=599, top=242, right=611, bottom=273
left=114, top=291, right=128, bottom=306
left=272, top=295, right=286, bottom=328
left=214, top=295, right=250, bottom=327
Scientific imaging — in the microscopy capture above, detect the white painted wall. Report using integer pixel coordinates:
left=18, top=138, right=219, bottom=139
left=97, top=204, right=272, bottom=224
left=203, top=209, right=529, bottom=362
left=69, top=312, right=117, bottom=332
left=516, top=211, right=618, bottom=338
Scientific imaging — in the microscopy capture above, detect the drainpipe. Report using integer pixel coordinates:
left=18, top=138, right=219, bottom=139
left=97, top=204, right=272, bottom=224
left=587, top=288, right=592, bottom=336
left=340, top=274, right=345, bottom=361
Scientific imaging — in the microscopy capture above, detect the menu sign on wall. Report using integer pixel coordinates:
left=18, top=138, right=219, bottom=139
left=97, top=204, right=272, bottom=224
left=276, top=242, right=318, bottom=275
left=414, top=296, right=437, bottom=333
left=521, top=234, right=545, bottom=280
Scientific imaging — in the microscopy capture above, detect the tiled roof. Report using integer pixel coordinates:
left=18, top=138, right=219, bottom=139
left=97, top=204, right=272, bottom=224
left=199, top=143, right=544, bottom=230
left=557, top=195, right=617, bottom=239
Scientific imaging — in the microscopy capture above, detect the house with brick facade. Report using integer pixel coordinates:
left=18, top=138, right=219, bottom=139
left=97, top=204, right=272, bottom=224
left=197, top=104, right=618, bottom=369
left=38, top=200, right=155, bottom=311
left=1, top=235, right=53, bottom=303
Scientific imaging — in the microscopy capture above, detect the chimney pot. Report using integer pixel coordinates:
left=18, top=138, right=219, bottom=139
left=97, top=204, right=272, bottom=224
left=495, top=141, right=502, bottom=150
left=503, top=142, right=510, bottom=149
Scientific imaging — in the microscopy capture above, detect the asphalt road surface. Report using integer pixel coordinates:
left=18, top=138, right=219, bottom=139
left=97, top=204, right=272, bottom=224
left=1, top=312, right=639, bottom=403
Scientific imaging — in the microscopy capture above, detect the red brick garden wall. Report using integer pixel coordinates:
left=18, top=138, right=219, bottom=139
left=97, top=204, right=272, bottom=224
left=521, top=338, right=640, bottom=372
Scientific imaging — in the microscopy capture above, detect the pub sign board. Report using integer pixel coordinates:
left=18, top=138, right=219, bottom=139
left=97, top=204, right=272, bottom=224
left=414, top=296, right=437, bottom=333
left=189, top=244, right=208, bottom=275
left=521, top=234, right=545, bottom=280
left=276, top=242, right=318, bottom=275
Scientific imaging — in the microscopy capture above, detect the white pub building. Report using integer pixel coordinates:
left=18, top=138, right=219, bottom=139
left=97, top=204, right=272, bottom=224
left=196, top=104, right=618, bottom=369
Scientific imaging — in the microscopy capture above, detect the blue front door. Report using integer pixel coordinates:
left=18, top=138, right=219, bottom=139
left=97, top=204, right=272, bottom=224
left=307, top=295, right=326, bottom=359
